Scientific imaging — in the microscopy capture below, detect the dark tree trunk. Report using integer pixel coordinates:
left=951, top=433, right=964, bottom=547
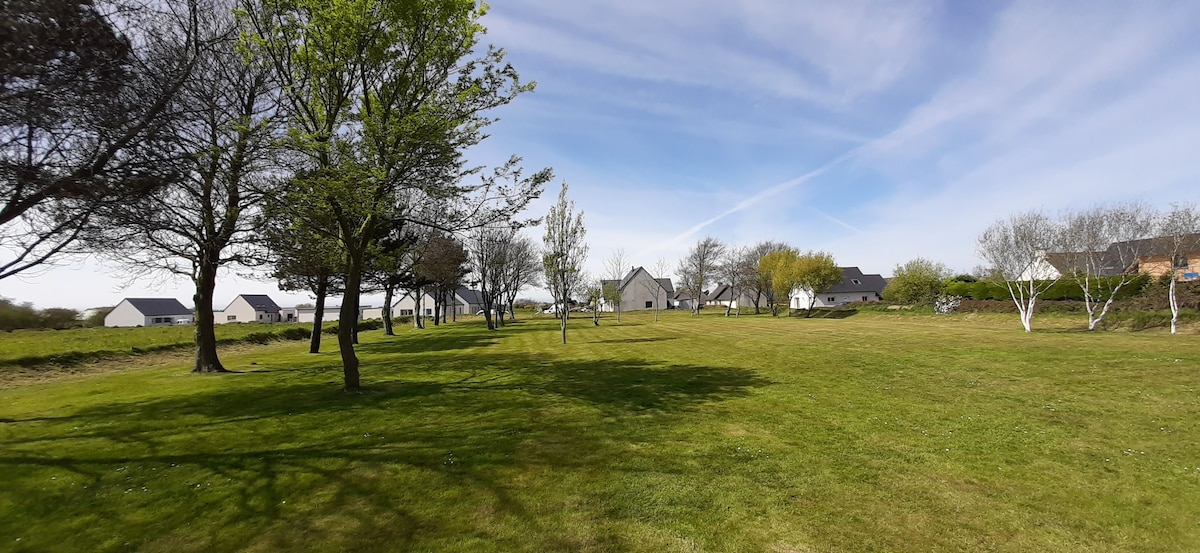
left=338, top=253, right=363, bottom=391
left=310, top=278, right=327, bottom=353
left=382, top=284, right=394, bottom=336
left=192, top=260, right=228, bottom=373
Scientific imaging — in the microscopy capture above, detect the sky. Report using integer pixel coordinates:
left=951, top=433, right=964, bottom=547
left=3, top=0, right=1200, bottom=310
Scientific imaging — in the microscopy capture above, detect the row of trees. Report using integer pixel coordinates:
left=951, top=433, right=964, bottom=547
left=971, top=202, right=1199, bottom=333
left=0, top=0, right=554, bottom=389
left=671, top=237, right=842, bottom=318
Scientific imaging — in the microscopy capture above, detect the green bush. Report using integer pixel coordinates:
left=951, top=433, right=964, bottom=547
left=396, top=315, right=413, bottom=325
left=278, top=327, right=312, bottom=341
left=242, top=332, right=277, bottom=345
left=358, top=319, right=382, bottom=331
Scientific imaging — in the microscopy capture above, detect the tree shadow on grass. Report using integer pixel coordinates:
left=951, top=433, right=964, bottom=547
left=0, top=353, right=772, bottom=552
left=589, top=337, right=677, bottom=345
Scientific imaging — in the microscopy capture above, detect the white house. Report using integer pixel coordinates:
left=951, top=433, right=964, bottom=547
left=790, top=267, right=887, bottom=310
left=600, top=267, right=674, bottom=312
left=105, top=298, right=193, bottom=327
left=391, top=287, right=487, bottom=319
left=706, top=283, right=756, bottom=310
left=215, top=294, right=282, bottom=324
left=295, top=306, right=340, bottom=323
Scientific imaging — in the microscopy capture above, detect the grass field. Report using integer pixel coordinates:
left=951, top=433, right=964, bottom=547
left=1, top=311, right=1198, bottom=552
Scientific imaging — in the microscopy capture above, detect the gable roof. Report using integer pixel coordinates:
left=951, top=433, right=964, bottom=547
left=453, top=286, right=484, bottom=305
left=602, top=266, right=672, bottom=294
left=230, top=294, right=281, bottom=312
left=819, top=267, right=888, bottom=295
left=123, top=298, right=191, bottom=316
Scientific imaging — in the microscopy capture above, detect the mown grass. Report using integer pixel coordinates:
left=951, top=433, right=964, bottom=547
left=0, top=323, right=312, bottom=369
left=1, top=311, right=1197, bottom=552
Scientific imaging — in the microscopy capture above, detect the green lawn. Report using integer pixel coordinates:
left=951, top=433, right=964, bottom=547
left=1, top=311, right=1197, bottom=552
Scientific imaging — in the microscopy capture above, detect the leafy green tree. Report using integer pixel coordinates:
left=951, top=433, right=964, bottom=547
left=245, top=0, right=547, bottom=389
left=793, top=251, right=843, bottom=317
left=882, top=258, right=952, bottom=305
left=758, top=248, right=800, bottom=317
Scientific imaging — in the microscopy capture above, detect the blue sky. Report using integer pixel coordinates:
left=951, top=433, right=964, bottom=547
left=4, top=0, right=1200, bottom=309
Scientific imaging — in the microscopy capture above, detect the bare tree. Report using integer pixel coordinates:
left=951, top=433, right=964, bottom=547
left=677, top=237, right=725, bottom=316
left=746, top=240, right=792, bottom=314
left=542, top=183, right=587, bottom=344
left=977, top=210, right=1063, bottom=332
left=1060, top=202, right=1156, bottom=330
left=651, top=257, right=672, bottom=322
left=718, top=246, right=754, bottom=317
left=499, top=233, right=540, bottom=321
left=469, top=226, right=511, bottom=331
left=603, top=248, right=629, bottom=322
left=89, top=5, right=278, bottom=373
left=1159, top=204, right=1200, bottom=335
left=1, top=0, right=210, bottom=278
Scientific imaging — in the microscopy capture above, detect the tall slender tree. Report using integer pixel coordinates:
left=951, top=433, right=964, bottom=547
left=542, top=183, right=587, bottom=344
left=677, top=237, right=725, bottom=316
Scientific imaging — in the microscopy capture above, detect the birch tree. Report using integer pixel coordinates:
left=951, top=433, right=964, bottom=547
left=977, top=210, right=1063, bottom=332
left=542, top=183, right=587, bottom=344
left=603, top=248, right=629, bottom=322
left=718, top=246, right=754, bottom=317
left=677, top=237, right=725, bottom=315
left=1060, top=203, right=1156, bottom=330
left=1159, top=204, right=1200, bottom=335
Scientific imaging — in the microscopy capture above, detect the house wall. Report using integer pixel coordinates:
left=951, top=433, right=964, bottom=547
left=216, top=297, right=256, bottom=323
left=104, top=300, right=187, bottom=327
left=1138, top=252, right=1200, bottom=280
left=1018, top=253, right=1063, bottom=281
left=791, top=289, right=882, bottom=309
left=297, top=308, right=340, bottom=324
left=105, top=300, right=151, bottom=327
left=616, top=272, right=669, bottom=312
left=393, top=292, right=438, bottom=317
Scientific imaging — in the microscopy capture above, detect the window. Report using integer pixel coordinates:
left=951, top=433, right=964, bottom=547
left=258, top=314, right=263, bottom=320
left=425, top=309, right=432, bottom=315
left=152, top=317, right=169, bottom=324
left=645, top=301, right=653, bottom=308
left=851, top=279, right=861, bottom=285
left=399, top=309, right=413, bottom=316
left=827, top=297, right=836, bottom=303
left=862, top=296, right=869, bottom=302
left=227, top=315, right=236, bottom=321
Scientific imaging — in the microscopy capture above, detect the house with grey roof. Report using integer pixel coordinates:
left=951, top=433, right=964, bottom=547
left=600, top=267, right=675, bottom=312
left=105, top=298, right=193, bottom=327
left=215, top=294, right=282, bottom=323
left=790, top=267, right=887, bottom=310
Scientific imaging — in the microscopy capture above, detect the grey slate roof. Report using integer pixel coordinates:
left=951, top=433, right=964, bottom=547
left=236, top=294, right=281, bottom=312
left=454, top=287, right=484, bottom=305
left=820, top=267, right=887, bottom=295
left=124, top=298, right=191, bottom=316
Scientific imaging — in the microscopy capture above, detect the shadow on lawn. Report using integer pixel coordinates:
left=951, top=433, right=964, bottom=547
left=0, top=352, right=771, bottom=552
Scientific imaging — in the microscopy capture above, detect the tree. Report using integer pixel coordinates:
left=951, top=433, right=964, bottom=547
left=90, top=8, right=278, bottom=373
left=542, top=183, right=587, bottom=344
left=677, top=237, right=725, bottom=315
left=603, top=248, right=628, bottom=322
left=1060, top=203, right=1156, bottom=330
left=415, top=231, right=468, bottom=325
left=977, top=210, right=1063, bottom=332
left=883, top=258, right=952, bottom=305
left=718, top=246, right=754, bottom=317
left=1, top=0, right=207, bottom=278
left=498, top=233, right=540, bottom=322
left=245, top=0, right=549, bottom=390
left=792, top=251, right=843, bottom=317
left=469, top=225, right=513, bottom=331
left=746, top=240, right=792, bottom=314
left=650, top=258, right=672, bottom=322
left=758, top=248, right=798, bottom=317
left=261, top=175, right=345, bottom=353
left=1158, top=204, right=1200, bottom=335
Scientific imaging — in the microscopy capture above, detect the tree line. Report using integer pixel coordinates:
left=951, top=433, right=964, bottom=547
left=0, top=0, right=555, bottom=390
